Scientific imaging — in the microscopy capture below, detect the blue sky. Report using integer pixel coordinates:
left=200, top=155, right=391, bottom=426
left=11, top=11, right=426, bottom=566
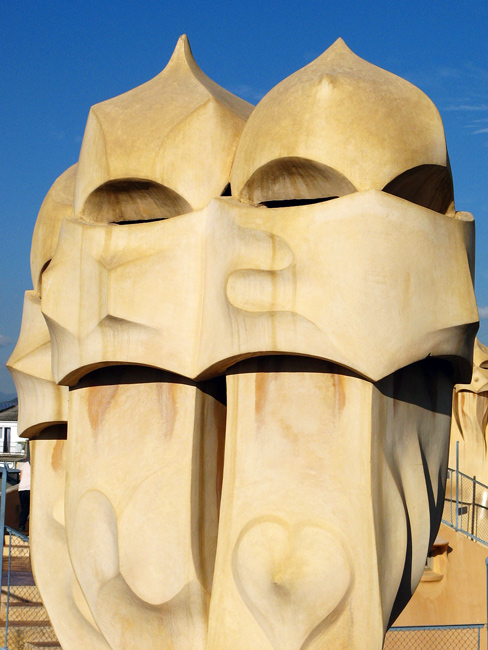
left=1, top=0, right=488, bottom=395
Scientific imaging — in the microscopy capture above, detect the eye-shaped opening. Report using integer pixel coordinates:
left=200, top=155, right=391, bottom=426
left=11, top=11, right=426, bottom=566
left=239, top=157, right=357, bottom=207
left=81, top=179, right=193, bottom=224
left=383, top=164, right=455, bottom=215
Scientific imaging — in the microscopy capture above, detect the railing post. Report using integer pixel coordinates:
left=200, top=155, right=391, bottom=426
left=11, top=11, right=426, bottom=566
left=486, top=557, right=488, bottom=650
left=472, top=476, right=477, bottom=538
left=0, top=463, right=7, bottom=606
left=0, top=463, right=7, bottom=538
left=450, top=468, right=454, bottom=526
left=4, top=530, right=12, bottom=650
left=456, top=441, right=460, bottom=531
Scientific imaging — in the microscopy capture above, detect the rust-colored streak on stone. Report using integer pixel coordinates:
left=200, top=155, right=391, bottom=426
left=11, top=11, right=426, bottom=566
left=51, top=439, right=64, bottom=473
left=255, top=372, right=269, bottom=420
left=87, top=384, right=118, bottom=436
left=458, top=392, right=468, bottom=431
left=332, top=373, right=346, bottom=413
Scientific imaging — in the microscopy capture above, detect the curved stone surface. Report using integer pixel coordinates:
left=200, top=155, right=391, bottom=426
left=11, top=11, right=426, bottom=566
left=450, top=338, right=488, bottom=482
left=31, top=164, right=77, bottom=293
left=7, top=291, right=67, bottom=437
left=30, top=439, right=110, bottom=650
left=74, top=35, right=253, bottom=220
left=231, top=39, right=453, bottom=213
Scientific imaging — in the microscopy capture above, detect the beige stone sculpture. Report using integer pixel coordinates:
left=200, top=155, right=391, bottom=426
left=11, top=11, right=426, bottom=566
left=450, top=338, right=488, bottom=481
left=8, top=36, right=479, bottom=650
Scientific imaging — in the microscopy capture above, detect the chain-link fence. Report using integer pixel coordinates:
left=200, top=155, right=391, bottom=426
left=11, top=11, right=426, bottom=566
left=443, top=466, right=488, bottom=546
left=384, top=624, right=484, bottom=649
left=1, top=526, right=60, bottom=649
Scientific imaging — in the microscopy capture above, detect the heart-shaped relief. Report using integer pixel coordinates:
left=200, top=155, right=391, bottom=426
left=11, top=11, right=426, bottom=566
left=232, top=517, right=352, bottom=650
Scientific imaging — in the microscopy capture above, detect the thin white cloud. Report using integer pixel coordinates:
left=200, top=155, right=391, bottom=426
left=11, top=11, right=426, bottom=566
left=227, top=84, right=265, bottom=104
left=438, top=66, right=462, bottom=79
left=0, top=335, right=11, bottom=347
left=479, top=307, right=488, bottom=319
left=473, top=128, right=488, bottom=135
left=445, top=104, right=488, bottom=112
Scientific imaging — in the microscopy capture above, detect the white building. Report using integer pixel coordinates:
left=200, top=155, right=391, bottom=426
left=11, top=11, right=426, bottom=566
left=0, top=401, right=24, bottom=455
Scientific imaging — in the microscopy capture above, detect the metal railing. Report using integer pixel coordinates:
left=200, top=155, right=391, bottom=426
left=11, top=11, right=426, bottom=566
left=442, top=443, right=488, bottom=547
left=1, top=526, right=59, bottom=650
left=0, top=402, right=17, bottom=413
left=385, top=624, right=485, bottom=649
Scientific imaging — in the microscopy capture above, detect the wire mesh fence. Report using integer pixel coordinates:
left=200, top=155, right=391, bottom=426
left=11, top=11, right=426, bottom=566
left=384, top=624, right=484, bottom=650
left=1, top=527, right=60, bottom=649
